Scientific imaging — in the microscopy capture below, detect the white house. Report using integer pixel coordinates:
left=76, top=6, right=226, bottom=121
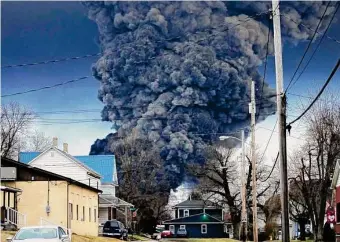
left=19, top=137, right=133, bottom=229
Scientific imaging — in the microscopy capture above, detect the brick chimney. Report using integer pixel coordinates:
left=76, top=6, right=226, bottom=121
left=63, top=143, right=68, bottom=153
left=52, top=137, right=58, bottom=148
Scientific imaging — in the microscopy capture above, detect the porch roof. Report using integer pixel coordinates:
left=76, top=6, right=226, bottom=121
left=99, top=195, right=133, bottom=207
left=0, top=185, right=22, bottom=193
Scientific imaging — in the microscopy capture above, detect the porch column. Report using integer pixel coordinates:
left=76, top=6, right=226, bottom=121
left=108, top=207, right=112, bottom=220
left=14, top=193, right=17, bottom=210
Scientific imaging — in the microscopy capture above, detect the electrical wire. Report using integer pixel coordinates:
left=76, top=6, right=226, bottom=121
left=280, top=13, right=340, bottom=45
left=287, top=59, right=340, bottom=127
left=257, top=126, right=306, bottom=141
left=1, top=53, right=101, bottom=69
left=1, top=76, right=91, bottom=98
left=260, top=152, right=279, bottom=183
left=1, top=10, right=271, bottom=70
left=285, top=1, right=332, bottom=93
left=256, top=15, right=271, bottom=121
left=259, top=119, right=278, bottom=164
left=289, top=2, right=340, bottom=90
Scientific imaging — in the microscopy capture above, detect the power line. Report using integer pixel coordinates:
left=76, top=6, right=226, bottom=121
left=1, top=76, right=91, bottom=98
left=1, top=10, right=271, bottom=70
left=260, top=152, right=279, bottom=183
left=289, top=2, right=340, bottom=89
left=259, top=119, right=278, bottom=164
left=257, top=126, right=305, bottom=141
left=1, top=53, right=101, bottom=69
left=256, top=15, right=271, bottom=121
left=280, top=12, right=340, bottom=45
left=287, top=59, right=340, bottom=127
left=285, top=1, right=332, bottom=93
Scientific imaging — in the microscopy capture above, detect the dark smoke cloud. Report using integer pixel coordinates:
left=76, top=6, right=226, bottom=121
left=85, top=1, right=337, bottom=188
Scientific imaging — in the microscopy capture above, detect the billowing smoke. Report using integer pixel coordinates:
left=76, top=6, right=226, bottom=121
left=85, top=1, right=336, bottom=188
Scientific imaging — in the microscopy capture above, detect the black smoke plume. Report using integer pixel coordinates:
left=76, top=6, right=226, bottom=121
left=85, top=1, right=337, bottom=188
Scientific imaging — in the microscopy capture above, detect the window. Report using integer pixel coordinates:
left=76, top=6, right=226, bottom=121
left=184, top=209, right=189, bottom=217
left=69, top=203, right=73, bottom=220
left=180, top=225, right=186, bottom=229
left=169, top=225, right=175, bottom=234
left=89, top=208, right=91, bottom=222
left=82, top=206, right=85, bottom=221
left=76, top=205, right=79, bottom=220
left=94, top=209, right=97, bottom=222
left=201, top=224, right=207, bottom=234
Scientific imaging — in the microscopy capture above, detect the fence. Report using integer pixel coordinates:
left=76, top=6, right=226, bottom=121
left=40, top=217, right=72, bottom=241
left=6, top=207, right=26, bottom=228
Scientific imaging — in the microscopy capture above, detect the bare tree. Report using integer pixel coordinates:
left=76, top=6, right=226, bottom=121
left=1, top=102, right=35, bottom=159
left=289, top=95, right=340, bottom=242
left=24, top=130, right=52, bottom=152
left=112, top=132, right=171, bottom=233
left=188, top=144, right=273, bottom=239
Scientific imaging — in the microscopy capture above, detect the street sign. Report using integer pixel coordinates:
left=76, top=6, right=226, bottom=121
left=130, top=207, right=136, bottom=211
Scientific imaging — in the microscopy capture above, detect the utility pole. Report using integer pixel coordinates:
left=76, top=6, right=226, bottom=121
left=250, top=80, right=258, bottom=242
left=241, top=129, right=247, bottom=242
left=272, top=1, right=290, bottom=242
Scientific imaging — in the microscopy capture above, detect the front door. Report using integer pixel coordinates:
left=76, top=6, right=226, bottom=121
left=169, top=225, right=175, bottom=234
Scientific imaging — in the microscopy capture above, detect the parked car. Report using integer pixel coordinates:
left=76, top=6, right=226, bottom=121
left=151, top=225, right=164, bottom=240
left=103, top=220, right=128, bottom=240
left=6, top=225, right=70, bottom=242
left=161, top=230, right=173, bottom=238
left=176, top=228, right=188, bottom=238
left=151, top=232, right=162, bottom=240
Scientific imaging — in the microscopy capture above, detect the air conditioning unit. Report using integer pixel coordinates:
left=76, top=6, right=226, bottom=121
left=1, top=167, right=17, bottom=180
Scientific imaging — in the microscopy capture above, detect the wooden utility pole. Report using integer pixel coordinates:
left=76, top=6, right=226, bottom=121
left=272, top=1, right=290, bottom=242
left=241, top=129, right=247, bottom=242
left=250, top=80, right=258, bottom=242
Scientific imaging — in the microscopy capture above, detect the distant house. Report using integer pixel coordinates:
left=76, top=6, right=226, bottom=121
left=1, top=156, right=101, bottom=236
left=19, top=137, right=133, bottom=230
left=163, top=199, right=230, bottom=238
left=331, top=159, right=340, bottom=242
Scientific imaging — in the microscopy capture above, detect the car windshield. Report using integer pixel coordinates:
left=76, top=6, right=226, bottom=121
left=15, top=228, right=57, bottom=240
left=110, top=221, right=119, bottom=227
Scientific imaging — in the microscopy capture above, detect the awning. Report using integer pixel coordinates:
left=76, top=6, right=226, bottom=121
left=0, top=185, right=22, bottom=192
left=99, top=195, right=133, bottom=207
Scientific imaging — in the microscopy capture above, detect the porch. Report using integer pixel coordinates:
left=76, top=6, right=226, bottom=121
left=0, top=185, right=26, bottom=229
left=98, top=195, right=133, bottom=234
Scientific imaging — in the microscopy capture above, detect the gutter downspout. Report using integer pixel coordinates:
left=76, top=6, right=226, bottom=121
left=67, top=182, right=69, bottom=229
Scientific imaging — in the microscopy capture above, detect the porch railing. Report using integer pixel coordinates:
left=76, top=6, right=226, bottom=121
left=40, top=217, right=72, bottom=242
left=6, top=207, right=26, bottom=228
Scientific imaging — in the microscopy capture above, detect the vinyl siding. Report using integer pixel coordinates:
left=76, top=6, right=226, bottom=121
left=100, top=184, right=115, bottom=196
left=29, top=150, right=101, bottom=189
left=165, top=224, right=225, bottom=238
left=98, top=207, right=108, bottom=225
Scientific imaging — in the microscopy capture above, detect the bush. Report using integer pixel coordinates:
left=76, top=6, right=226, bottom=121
left=265, top=222, right=277, bottom=240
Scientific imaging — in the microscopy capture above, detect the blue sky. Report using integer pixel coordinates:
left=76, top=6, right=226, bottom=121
left=1, top=1, right=339, bottom=157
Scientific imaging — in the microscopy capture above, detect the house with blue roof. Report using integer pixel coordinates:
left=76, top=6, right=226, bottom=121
left=19, top=137, right=133, bottom=228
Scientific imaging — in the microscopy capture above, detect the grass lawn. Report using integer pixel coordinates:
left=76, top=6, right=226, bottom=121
left=129, top=234, right=150, bottom=241
left=1, top=231, right=121, bottom=242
